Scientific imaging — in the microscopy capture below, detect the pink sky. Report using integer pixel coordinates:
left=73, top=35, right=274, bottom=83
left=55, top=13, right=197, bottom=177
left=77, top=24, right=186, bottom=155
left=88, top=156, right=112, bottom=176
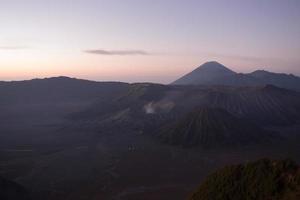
left=1, top=0, right=299, bottom=83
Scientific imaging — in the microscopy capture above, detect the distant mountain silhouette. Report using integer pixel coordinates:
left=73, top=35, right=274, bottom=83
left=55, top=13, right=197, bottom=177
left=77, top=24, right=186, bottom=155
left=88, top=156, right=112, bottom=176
left=0, top=76, right=129, bottom=104
left=158, top=107, right=268, bottom=147
left=172, top=61, right=300, bottom=91
left=249, top=70, right=300, bottom=91
left=172, top=61, right=236, bottom=85
left=189, top=159, right=300, bottom=200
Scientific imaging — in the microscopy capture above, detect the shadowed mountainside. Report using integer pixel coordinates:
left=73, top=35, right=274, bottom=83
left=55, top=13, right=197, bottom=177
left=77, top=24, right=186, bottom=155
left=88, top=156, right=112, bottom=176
left=158, top=108, right=269, bottom=147
left=75, top=83, right=300, bottom=131
left=201, top=85, right=300, bottom=126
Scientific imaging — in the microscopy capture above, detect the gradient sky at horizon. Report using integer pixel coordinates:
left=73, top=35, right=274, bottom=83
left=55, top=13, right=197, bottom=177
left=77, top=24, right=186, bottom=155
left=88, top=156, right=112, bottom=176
left=0, top=0, right=300, bottom=83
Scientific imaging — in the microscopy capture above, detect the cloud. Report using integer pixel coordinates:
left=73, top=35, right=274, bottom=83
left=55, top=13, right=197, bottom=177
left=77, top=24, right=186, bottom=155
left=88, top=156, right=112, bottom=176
left=202, top=52, right=267, bottom=62
left=0, top=46, right=29, bottom=50
left=84, top=49, right=150, bottom=55
left=203, top=52, right=294, bottom=67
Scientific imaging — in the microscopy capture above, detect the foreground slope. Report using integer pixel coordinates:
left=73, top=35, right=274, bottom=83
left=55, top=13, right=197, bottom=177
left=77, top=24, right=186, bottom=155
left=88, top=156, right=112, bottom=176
left=0, top=176, right=31, bottom=200
left=189, top=159, right=300, bottom=200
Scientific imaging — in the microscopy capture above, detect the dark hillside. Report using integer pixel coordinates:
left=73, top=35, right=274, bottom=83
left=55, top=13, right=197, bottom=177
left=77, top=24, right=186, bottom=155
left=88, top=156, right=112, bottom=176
left=189, top=159, right=300, bottom=200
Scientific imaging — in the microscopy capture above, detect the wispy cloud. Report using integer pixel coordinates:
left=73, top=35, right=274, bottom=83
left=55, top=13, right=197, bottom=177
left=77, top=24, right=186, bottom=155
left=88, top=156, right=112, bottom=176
left=203, top=52, right=295, bottom=67
left=84, top=49, right=150, bottom=55
left=202, top=52, right=267, bottom=62
left=0, top=46, right=29, bottom=50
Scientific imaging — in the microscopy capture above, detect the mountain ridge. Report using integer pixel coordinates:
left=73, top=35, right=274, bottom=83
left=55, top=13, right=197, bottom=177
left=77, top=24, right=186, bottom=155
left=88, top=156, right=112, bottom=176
left=172, top=61, right=300, bottom=91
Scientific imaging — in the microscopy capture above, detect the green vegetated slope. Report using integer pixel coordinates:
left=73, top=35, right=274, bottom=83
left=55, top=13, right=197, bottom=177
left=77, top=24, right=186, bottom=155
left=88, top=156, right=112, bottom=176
left=189, top=159, right=300, bottom=200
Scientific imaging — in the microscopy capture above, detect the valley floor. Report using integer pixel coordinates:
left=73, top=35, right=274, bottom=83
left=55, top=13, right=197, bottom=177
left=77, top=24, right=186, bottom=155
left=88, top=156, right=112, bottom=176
left=1, top=116, right=299, bottom=200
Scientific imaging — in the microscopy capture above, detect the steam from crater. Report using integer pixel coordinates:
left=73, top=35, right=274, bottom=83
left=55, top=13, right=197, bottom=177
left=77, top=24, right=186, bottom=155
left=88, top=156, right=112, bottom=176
left=144, top=102, right=156, bottom=114
left=144, top=101, right=175, bottom=114
left=143, top=90, right=179, bottom=114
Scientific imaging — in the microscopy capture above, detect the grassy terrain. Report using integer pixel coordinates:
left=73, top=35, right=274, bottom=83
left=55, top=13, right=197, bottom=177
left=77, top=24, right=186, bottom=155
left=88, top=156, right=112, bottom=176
left=189, top=159, right=300, bottom=200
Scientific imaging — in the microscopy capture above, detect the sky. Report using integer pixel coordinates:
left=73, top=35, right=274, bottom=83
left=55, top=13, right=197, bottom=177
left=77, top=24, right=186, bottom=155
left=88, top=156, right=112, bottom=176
left=0, top=0, right=300, bottom=83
